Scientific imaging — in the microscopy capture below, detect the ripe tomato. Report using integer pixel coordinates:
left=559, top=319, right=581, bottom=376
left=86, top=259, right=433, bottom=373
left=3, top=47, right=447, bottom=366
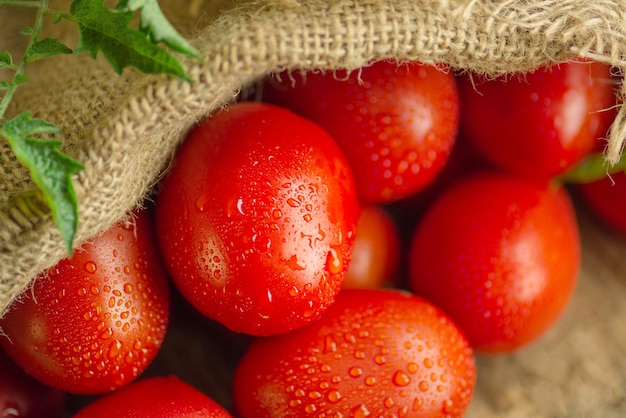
left=155, top=102, right=359, bottom=336
left=262, top=60, right=460, bottom=205
left=408, top=172, right=580, bottom=353
left=0, top=348, right=65, bottom=418
left=458, top=61, right=617, bottom=179
left=0, top=209, right=170, bottom=394
left=343, top=205, right=401, bottom=289
left=577, top=170, right=626, bottom=236
left=72, top=376, right=232, bottom=417
left=232, top=289, right=476, bottom=418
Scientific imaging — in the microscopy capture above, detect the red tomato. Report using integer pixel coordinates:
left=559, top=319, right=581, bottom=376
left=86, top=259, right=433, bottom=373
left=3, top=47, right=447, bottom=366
left=0, top=209, right=170, bottom=394
left=72, top=376, right=232, bottom=417
left=232, top=289, right=476, bottom=418
left=577, top=170, right=626, bottom=236
left=262, top=60, right=460, bottom=205
left=343, top=205, right=401, bottom=289
left=458, top=61, right=617, bottom=179
left=155, top=102, right=359, bottom=336
left=0, top=348, right=65, bottom=418
left=408, top=172, right=580, bottom=353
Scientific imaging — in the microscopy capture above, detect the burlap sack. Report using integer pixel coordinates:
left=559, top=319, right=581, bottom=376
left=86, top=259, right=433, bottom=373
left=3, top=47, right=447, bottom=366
left=2, top=1, right=626, bottom=416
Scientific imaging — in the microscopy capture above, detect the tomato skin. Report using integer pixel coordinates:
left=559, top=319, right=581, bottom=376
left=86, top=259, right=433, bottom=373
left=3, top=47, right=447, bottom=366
left=155, top=102, right=359, bottom=336
left=232, top=289, right=476, bottom=418
left=72, top=376, right=232, bottom=417
left=0, top=348, right=65, bottom=418
left=0, top=210, right=170, bottom=394
left=263, top=61, right=460, bottom=205
left=577, top=171, right=626, bottom=236
left=458, top=61, right=616, bottom=179
left=408, top=172, right=580, bottom=353
left=343, top=205, right=401, bottom=289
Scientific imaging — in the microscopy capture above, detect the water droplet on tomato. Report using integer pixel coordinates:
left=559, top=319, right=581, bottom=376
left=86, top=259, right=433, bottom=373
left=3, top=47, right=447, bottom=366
left=349, top=367, right=363, bottom=378
left=195, top=194, right=211, bottom=213
left=326, top=389, right=342, bottom=403
left=351, top=404, right=370, bottom=417
left=364, top=376, right=377, bottom=386
left=108, top=340, right=122, bottom=358
left=326, top=247, right=343, bottom=274
left=84, top=261, right=97, bottom=273
left=418, top=381, right=429, bottom=392
left=393, top=371, right=411, bottom=387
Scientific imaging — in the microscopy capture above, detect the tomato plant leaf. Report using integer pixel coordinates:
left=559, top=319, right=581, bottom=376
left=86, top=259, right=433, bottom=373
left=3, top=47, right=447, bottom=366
left=116, top=0, right=202, bottom=60
left=0, top=112, right=84, bottom=255
left=25, top=38, right=73, bottom=62
left=70, top=0, right=191, bottom=80
left=0, top=51, right=13, bottom=69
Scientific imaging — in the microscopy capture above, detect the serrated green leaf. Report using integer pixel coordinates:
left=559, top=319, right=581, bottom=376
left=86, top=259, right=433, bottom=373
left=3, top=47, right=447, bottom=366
left=0, top=112, right=84, bottom=255
left=0, top=51, right=13, bottom=68
left=116, top=0, right=202, bottom=60
left=70, top=0, right=191, bottom=80
left=26, top=38, right=73, bottom=62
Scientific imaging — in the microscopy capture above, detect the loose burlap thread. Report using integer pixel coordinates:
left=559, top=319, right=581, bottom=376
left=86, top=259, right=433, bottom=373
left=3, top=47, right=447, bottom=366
left=2, top=1, right=626, bottom=416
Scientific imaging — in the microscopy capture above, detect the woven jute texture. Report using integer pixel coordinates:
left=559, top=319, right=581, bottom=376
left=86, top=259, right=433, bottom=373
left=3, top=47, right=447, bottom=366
left=2, top=1, right=626, bottom=415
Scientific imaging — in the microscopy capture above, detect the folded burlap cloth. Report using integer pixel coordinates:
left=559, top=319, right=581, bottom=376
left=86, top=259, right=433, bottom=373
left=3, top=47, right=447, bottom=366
left=1, top=1, right=626, bottom=415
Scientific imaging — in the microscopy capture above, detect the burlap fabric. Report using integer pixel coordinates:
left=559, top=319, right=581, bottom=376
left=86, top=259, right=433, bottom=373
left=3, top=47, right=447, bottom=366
left=2, top=1, right=626, bottom=416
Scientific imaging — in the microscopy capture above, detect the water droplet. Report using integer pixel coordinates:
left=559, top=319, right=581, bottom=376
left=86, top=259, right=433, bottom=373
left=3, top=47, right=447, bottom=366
left=353, top=351, right=366, bottom=360
left=364, top=376, right=377, bottom=386
left=287, top=198, right=300, bottom=208
left=100, top=328, right=114, bottom=339
left=123, top=284, right=134, bottom=294
left=304, top=404, right=317, bottom=413
left=349, top=367, right=363, bottom=378
left=351, top=404, right=370, bottom=417
left=308, top=391, right=322, bottom=399
left=418, top=381, right=429, bottom=392
left=423, top=358, right=434, bottom=369
left=195, top=194, right=211, bottom=213
left=327, top=390, right=342, bottom=403
left=108, top=340, right=122, bottom=358
left=326, top=247, right=343, bottom=274
left=324, top=335, right=337, bottom=353
left=84, top=261, right=97, bottom=273
left=408, top=362, right=419, bottom=373
left=374, top=355, right=386, bottom=365
left=392, top=371, right=411, bottom=387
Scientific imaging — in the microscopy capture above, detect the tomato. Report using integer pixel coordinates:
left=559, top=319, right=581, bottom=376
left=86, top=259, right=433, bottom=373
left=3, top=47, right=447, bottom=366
left=0, top=209, right=170, bottom=394
left=232, top=289, right=476, bottom=418
left=577, top=170, right=626, bottom=236
left=0, top=348, right=65, bottom=418
left=343, top=205, right=401, bottom=289
left=457, top=61, right=617, bottom=179
left=408, top=172, right=580, bottom=353
left=262, top=60, right=460, bottom=205
left=72, top=376, right=232, bottom=417
left=155, top=102, right=359, bottom=336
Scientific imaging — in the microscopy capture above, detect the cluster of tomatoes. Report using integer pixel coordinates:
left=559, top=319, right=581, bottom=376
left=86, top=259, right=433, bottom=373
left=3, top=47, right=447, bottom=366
left=0, top=58, right=622, bottom=417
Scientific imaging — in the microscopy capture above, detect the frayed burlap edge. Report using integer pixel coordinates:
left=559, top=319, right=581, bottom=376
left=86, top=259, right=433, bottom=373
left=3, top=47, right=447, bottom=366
left=1, top=0, right=625, bottom=317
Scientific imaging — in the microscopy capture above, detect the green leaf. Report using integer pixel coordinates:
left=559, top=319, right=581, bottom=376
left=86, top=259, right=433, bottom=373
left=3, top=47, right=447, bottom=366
left=70, top=0, right=191, bottom=80
left=19, top=27, right=34, bottom=36
left=26, top=38, right=73, bottom=62
left=116, top=0, right=202, bottom=60
left=0, top=112, right=84, bottom=255
left=0, top=51, right=13, bottom=68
